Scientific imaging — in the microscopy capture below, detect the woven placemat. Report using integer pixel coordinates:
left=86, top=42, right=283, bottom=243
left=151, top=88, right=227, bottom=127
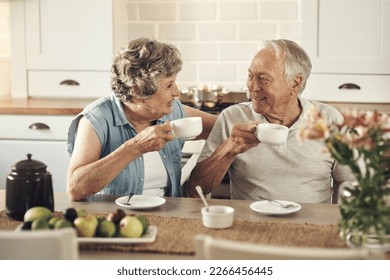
left=0, top=210, right=346, bottom=255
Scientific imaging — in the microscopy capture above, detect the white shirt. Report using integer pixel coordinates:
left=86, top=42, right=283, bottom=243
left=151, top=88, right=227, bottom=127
left=142, top=151, right=168, bottom=196
left=198, top=97, right=353, bottom=203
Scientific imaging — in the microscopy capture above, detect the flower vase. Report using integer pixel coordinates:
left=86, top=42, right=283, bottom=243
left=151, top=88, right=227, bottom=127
left=338, top=181, right=390, bottom=250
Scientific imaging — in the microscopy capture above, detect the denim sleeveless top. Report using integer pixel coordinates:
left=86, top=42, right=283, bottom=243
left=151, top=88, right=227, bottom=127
left=67, top=92, right=186, bottom=197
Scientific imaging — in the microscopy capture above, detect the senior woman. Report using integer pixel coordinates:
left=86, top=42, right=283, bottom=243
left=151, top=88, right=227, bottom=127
left=66, top=38, right=216, bottom=201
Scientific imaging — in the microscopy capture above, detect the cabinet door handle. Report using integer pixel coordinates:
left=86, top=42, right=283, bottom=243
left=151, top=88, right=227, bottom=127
left=338, top=83, right=361, bottom=90
left=29, top=123, right=50, bottom=130
left=60, top=79, right=80, bottom=86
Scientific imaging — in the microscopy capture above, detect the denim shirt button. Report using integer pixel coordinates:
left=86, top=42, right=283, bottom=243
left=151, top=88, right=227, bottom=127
left=140, top=178, right=144, bottom=182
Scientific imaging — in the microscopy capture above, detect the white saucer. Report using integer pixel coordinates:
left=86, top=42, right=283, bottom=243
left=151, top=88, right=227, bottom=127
left=115, top=195, right=166, bottom=210
left=249, top=200, right=301, bottom=216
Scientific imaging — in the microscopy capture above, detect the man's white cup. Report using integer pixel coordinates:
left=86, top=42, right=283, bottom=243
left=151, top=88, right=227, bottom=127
left=171, top=117, right=203, bottom=140
left=256, top=123, right=289, bottom=145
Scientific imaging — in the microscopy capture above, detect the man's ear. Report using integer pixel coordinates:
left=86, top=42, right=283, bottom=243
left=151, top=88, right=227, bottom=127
left=291, top=75, right=303, bottom=94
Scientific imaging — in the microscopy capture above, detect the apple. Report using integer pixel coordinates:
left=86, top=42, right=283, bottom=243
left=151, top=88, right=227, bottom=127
left=97, top=220, right=116, bottom=237
left=119, top=216, right=143, bottom=238
left=74, top=214, right=98, bottom=237
left=31, top=218, right=50, bottom=230
left=136, top=215, right=149, bottom=234
left=48, top=217, right=60, bottom=228
left=54, top=218, right=73, bottom=229
left=24, top=206, right=52, bottom=222
left=76, top=208, right=88, bottom=217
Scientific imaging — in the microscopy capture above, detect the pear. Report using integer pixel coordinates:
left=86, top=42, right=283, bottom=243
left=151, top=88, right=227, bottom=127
left=74, top=215, right=98, bottom=237
left=24, top=206, right=52, bottom=222
left=119, top=216, right=143, bottom=238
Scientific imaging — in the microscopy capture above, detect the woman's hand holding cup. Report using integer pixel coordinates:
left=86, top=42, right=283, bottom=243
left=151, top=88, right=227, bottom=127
left=132, top=121, right=175, bottom=154
left=170, top=117, right=203, bottom=140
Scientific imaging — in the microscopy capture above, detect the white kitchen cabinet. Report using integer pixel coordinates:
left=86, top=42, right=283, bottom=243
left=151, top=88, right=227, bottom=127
left=0, top=115, right=74, bottom=192
left=25, top=0, right=113, bottom=71
left=10, top=0, right=126, bottom=98
left=304, top=74, right=390, bottom=103
left=302, top=0, right=390, bottom=103
left=28, top=71, right=111, bottom=99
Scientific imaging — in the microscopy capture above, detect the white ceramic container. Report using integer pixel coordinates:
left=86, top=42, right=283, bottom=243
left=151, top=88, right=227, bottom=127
left=201, top=205, right=234, bottom=229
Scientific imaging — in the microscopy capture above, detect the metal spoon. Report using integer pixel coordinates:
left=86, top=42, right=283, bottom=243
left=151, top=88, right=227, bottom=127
left=123, top=192, right=134, bottom=205
left=196, top=186, right=209, bottom=212
left=256, top=195, right=297, bottom=208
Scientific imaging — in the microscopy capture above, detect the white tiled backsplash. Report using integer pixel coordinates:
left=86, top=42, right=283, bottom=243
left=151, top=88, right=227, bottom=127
left=0, top=0, right=302, bottom=95
left=124, top=0, right=302, bottom=92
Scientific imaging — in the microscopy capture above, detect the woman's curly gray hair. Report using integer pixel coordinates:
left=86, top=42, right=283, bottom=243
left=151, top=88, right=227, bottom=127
left=111, top=38, right=183, bottom=102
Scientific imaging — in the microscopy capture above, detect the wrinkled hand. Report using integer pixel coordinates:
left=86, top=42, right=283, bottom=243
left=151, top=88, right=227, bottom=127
left=132, top=121, right=175, bottom=154
left=227, top=121, right=259, bottom=154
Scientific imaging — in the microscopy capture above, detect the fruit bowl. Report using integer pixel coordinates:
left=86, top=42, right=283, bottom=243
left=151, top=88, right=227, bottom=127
left=17, top=206, right=155, bottom=242
left=77, top=226, right=157, bottom=244
left=16, top=224, right=157, bottom=244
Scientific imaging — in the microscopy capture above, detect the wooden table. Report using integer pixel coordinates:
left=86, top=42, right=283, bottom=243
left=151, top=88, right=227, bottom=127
left=0, top=190, right=340, bottom=260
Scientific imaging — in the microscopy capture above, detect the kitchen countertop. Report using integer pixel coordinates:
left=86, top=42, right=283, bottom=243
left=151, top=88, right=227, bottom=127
left=0, top=96, right=95, bottom=115
left=1, top=96, right=389, bottom=115
left=324, top=102, right=390, bottom=114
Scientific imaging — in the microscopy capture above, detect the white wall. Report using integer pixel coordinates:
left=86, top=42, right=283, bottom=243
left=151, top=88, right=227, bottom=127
left=124, top=0, right=302, bottom=92
left=0, top=1, right=10, bottom=96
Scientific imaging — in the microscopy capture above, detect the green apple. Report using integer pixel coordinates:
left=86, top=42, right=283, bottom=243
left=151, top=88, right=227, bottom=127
left=24, top=206, right=52, bottom=222
left=97, top=220, right=116, bottom=237
left=75, top=208, right=88, bottom=217
left=54, top=218, right=73, bottom=229
left=74, top=215, right=98, bottom=237
left=48, top=217, right=60, bottom=228
left=31, top=218, right=50, bottom=230
left=119, top=216, right=143, bottom=238
left=136, top=215, right=149, bottom=234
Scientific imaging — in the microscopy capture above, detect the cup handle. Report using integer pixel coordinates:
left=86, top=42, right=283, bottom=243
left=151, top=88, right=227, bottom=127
left=170, top=122, right=177, bottom=138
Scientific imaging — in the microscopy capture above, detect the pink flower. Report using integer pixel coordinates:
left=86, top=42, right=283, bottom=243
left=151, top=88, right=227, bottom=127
left=299, top=106, right=390, bottom=156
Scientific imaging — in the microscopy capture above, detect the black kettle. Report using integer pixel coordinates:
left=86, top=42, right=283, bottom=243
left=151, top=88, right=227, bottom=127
left=6, top=153, right=54, bottom=221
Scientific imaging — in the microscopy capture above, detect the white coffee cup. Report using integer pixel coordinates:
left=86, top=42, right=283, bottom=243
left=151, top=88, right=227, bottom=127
left=170, top=117, right=203, bottom=140
left=201, top=205, right=234, bottom=229
left=256, top=123, right=289, bottom=145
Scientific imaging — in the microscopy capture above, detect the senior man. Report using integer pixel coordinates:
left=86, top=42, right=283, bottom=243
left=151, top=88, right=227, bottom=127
left=187, top=39, right=352, bottom=203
